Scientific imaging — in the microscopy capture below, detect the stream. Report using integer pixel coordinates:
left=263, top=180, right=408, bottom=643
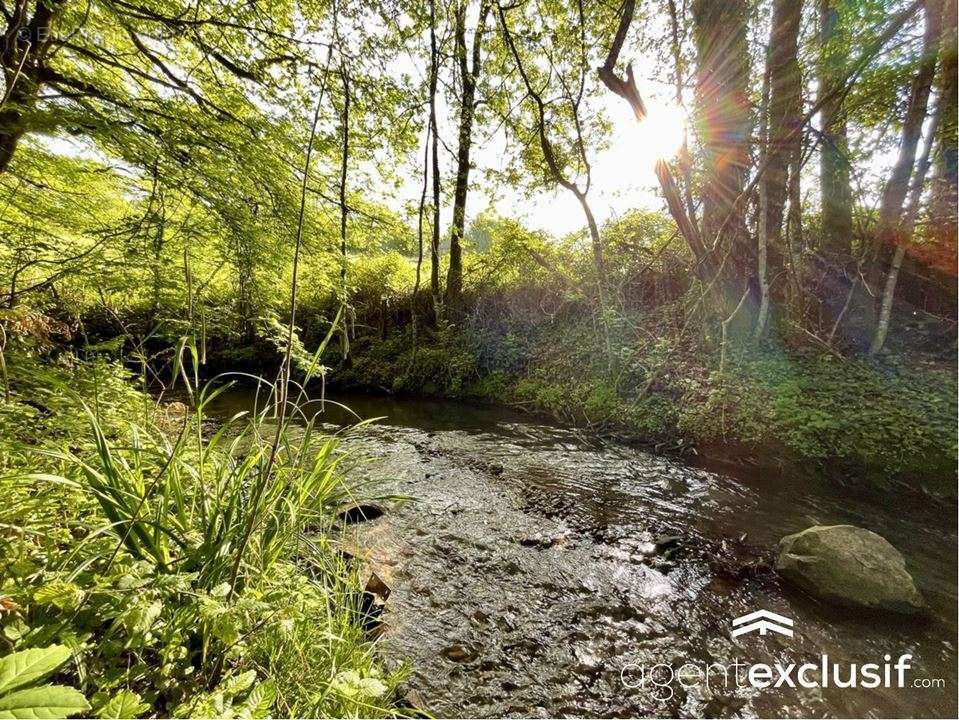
left=210, top=389, right=957, bottom=718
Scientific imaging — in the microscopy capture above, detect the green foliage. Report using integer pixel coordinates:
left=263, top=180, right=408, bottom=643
left=343, top=304, right=955, bottom=484
left=340, top=325, right=480, bottom=398
left=703, top=352, right=957, bottom=476
left=0, top=347, right=400, bottom=718
left=0, top=645, right=89, bottom=719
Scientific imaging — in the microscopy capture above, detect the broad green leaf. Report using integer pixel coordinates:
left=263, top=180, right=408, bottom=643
left=236, top=681, right=275, bottom=720
left=96, top=690, right=148, bottom=719
left=0, top=685, right=90, bottom=719
left=0, top=646, right=72, bottom=695
left=34, top=583, right=85, bottom=613
left=331, top=670, right=387, bottom=699
left=219, top=670, right=256, bottom=698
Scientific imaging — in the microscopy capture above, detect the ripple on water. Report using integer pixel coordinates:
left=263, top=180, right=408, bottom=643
left=208, top=389, right=957, bottom=718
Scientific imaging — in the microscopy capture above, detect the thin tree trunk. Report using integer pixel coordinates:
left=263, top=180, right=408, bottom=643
left=151, top=195, right=165, bottom=318
left=445, top=0, right=489, bottom=310
left=428, top=0, right=442, bottom=321
left=411, top=121, right=431, bottom=355
left=870, top=94, right=942, bottom=354
left=498, top=2, right=611, bottom=355
left=930, top=0, right=957, bottom=247
left=866, top=0, right=941, bottom=295
left=755, top=51, right=772, bottom=340
left=819, top=0, right=853, bottom=256
left=821, top=0, right=936, bottom=345
left=666, top=0, right=696, bottom=221
left=755, top=183, right=770, bottom=338
left=785, top=144, right=805, bottom=302
left=338, top=67, right=350, bottom=358
left=692, top=0, right=753, bottom=321
left=498, top=2, right=608, bottom=312
left=753, top=54, right=773, bottom=340
left=857, top=0, right=942, bottom=354
left=762, top=0, right=803, bottom=258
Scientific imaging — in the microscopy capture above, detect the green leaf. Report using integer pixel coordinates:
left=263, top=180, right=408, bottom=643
left=331, top=670, right=388, bottom=699
left=0, top=685, right=90, bottom=719
left=219, top=670, right=256, bottom=698
left=235, top=681, right=275, bottom=720
left=96, top=690, right=148, bottom=719
left=34, top=583, right=85, bottom=613
left=0, top=646, right=73, bottom=695
left=119, top=600, right=162, bottom=637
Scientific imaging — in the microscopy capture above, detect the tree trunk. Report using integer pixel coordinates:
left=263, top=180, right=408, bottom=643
left=869, top=86, right=942, bottom=354
left=785, top=143, right=805, bottom=303
left=866, top=0, right=941, bottom=295
left=0, top=103, right=28, bottom=174
left=762, top=0, right=803, bottom=257
left=754, top=38, right=772, bottom=339
left=498, top=2, right=611, bottom=353
left=930, top=0, right=958, bottom=247
left=151, top=199, right=165, bottom=317
left=411, top=120, right=431, bottom=353
left=819, top=0, right=853, bottom=256
left=338, top=68, right=350, bottom=357
left=692, top=0, right=753, bottom=320
left=445, top=0, right=489, bottom=311
left=428, top=0, right=442, bottom=321
left=0, top=1, right=63, bottom=174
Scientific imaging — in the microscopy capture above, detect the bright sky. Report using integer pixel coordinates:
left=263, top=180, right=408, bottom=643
left=474, top=84, right=687, bottom=236
left=383, top=19, right=689, bottom=240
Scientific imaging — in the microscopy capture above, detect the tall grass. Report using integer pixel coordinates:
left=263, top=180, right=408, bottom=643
left=23, top=380, right=371, bottom=594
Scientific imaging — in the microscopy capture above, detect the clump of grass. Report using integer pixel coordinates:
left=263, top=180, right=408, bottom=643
left=30, top=382, right=359, bottom=591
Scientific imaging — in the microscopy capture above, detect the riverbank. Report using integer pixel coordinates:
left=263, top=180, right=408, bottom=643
left=319, top=312, right=957, bottom=496
left=69, top=285, right=958, bottom=493
left=0, top=340, right=401, bottom=717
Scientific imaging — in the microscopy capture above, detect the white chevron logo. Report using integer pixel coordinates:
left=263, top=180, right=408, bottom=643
left=731, top=609, right=794, bottom=638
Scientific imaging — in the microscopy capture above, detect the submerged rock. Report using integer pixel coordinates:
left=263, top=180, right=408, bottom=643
left=776, top=525, right=924, bottom=614
left=519, top=529, right=571, bottom=549
left=442, top=643, right=478, bottom=663
left=653, top=534, right=682, bottom=554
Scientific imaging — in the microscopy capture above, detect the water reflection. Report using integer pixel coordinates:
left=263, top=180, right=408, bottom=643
left=206, top=386, right=957, bottom=718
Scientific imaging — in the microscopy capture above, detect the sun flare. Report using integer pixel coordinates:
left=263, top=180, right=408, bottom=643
left=616, top=97, right=688, bottom=170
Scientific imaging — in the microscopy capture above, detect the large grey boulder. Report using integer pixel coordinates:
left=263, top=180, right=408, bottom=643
left=776, top=525, right=924, bottom=614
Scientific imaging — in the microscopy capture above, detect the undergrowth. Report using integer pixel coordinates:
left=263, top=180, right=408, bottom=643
left=331, top=310, right=957, bottom=488
left=0, top=339, right=402, bottom=718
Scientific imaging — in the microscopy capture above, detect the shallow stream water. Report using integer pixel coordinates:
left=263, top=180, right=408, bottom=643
left=210, top=390, right=957, bottom=718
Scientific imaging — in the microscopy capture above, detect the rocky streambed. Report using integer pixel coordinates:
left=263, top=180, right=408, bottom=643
left=214, top=390, right=958, bottom=718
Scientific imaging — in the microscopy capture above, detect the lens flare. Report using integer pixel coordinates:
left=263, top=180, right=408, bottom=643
left=615, top=96, right=687, bottom=170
